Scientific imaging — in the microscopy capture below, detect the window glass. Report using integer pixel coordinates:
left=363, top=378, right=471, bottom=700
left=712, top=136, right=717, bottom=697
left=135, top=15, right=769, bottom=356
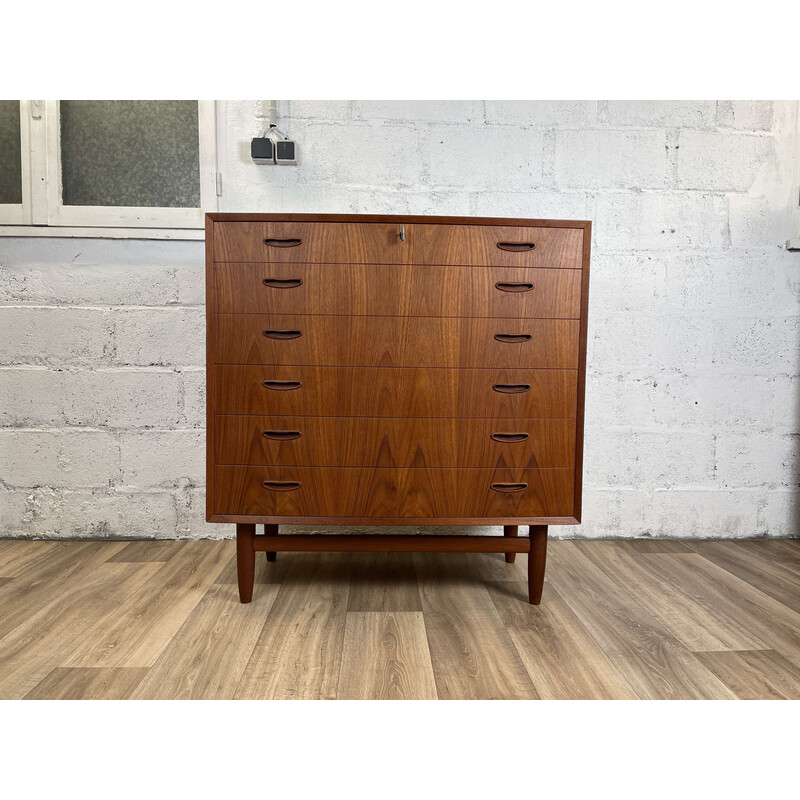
left=0, top=101, right=22, bottom=205
left=59, top=100, right=201, bottom=208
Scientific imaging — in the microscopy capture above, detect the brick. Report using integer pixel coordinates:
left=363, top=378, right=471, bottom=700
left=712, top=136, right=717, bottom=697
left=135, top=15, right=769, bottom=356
left=113, top=308, right=205, bottom=367
left=119, top=430, right=204, bottom=488
left=427, top=125, right=545, bottom=189
left=484, top=101, right=594, bottom=128
left=595, top=192, right=728, bottom=250
left=615, top=489, right=762, bottom=538
left=472, top=191, right=587, bottom=220
left=0, top=429, right=119, bottom=488
left=555, top=130, right=667, bottom=189
left=677, top=132, right=773, bottom=191
left=717, top=101, right=774, bottom=131
left=601, top=100, right=716, bottom=129
left=0, top=307, right=112, bottom=366
left=354, top=101, right=482, bottom=124
left=715, top=432, right=798, bottom=488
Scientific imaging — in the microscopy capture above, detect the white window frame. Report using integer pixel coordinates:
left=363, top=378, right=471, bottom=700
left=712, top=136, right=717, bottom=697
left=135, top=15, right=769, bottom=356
left=0, top=100, right=219, bottom=240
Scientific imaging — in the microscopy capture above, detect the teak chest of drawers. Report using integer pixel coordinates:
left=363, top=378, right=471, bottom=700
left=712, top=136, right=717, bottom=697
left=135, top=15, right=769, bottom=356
left=205, top=213, right=591, bottom=604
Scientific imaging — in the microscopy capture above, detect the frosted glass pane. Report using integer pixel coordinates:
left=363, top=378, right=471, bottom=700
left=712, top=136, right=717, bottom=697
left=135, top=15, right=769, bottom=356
left=0, top=101, right=22, bottom=205
left=60, top=100, right=200, bottom=208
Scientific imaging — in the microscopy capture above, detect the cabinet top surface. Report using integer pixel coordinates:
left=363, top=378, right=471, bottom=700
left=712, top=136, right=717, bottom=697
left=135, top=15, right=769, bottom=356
left=207, top=213, right=591, bottom=229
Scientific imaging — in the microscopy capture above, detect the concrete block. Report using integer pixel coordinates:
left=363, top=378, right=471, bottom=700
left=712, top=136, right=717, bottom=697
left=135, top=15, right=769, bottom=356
left=0, top=490, right=30, bottom=534
left=551, top=489, right=621, bottom=539
left=119, top=430, right=205, bottom=488
left=717, top=100, right=774, bottom=131
left=712, top=317, right=800, bottom=372
left=354, top=101, right=482, bottom=124
left=472, top=191, right=587, bottom=220
left=555, top=130, right=667, bottom=189
left=356, top=189, right=470, bottom=216
left=601, top=100, right=716, bottom=129
left=616, top=488, right=762, bottom=538
left=677, top=132, right=774, bottom=191
left=728, top=194, right=784, bottom=248
left=0, top=429, right=119, bottom=488
left=284, top=100, right=350, bottom=121
left=715, top=432, right=798, bottom=488
left=0, top=368, right=65, bottom=426
left=175, top=264, right=206, bottom=306
left=589, top=253, right=668, bottom=314
left=0, top=307, right=112, bottom=366
left=484, top=101, right=594, bottom=128
left=427, top=125, right=545, bottom=189
left=771, top=375, right=800, bottom=432
left=181, top=369, right=206, bottom=428
left=595, top=192, right=728, bottom=250
left=113, top=308, right=205, bottom=367
left=763, top=490, right=800, bottom=536
left=175, top=487, right=229, bottom=539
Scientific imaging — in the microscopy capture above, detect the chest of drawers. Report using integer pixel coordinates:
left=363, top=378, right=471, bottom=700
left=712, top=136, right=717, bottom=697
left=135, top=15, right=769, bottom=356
left=205, top=214, right=591, bottom=605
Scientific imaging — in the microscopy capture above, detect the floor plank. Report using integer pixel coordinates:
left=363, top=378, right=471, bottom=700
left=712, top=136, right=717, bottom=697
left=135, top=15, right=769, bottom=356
left=337, top=612, right=437, bottom=699
left=615, top=539, right=695, bottom=555
left=24, top=668, right=149, bottom=700
left=235, top=553, right=350, bottom=700
left=414, top=553, right=537, bottom=700
left=0, top=540, right=60, bottom=576
left=130, top=583, right=277, bottom=700
left=62, top=540, right=231, bottom=669
left=346, top=552, right=422, bottom=612
left=0, top=562, right=162, bottom=699
left=215, top=550, right=290, bottom=585
left=486, top=581, right=638, bottom=700
left=693, top=650, right=800, bottom=700
left=108, top=540, right=186, bottom=563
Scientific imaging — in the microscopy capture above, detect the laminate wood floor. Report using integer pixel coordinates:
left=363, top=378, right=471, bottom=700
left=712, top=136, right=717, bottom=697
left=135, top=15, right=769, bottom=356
left=1, top=538, right=798, bottom=700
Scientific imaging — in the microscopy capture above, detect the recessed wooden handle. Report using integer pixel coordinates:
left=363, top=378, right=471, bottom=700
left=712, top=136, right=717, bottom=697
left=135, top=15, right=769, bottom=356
left=263, top=430, right=301, bottom=441
left=263, top=278, right=303, bottom=289
left=495, top=282, right=534, bottom=293
left=497, top=242, right=535, bottom=252
left=491, top=433, right=529, bottom=443
left=264, top=329, right=302, bottom=340
left=262, top=480, right=301, bottom=491
left=264, top=238, right=302, bottom=248
left=492, top=384, right=531, bottom=394
left=494, top=334, right=532, bottom=344
left=491, top=482, right=528, bottom=493
left=263, top=380, right=302, bottom=391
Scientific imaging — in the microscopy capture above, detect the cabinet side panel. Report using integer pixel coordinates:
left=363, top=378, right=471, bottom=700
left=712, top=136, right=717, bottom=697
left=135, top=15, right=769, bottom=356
left=205, top=215, right=216, bottom=522
left=573, top=222, right=591, bottom=522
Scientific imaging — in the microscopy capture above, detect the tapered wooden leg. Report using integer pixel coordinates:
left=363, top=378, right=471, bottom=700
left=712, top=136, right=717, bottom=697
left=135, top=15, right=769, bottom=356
left=264, top=523, right=278, bottom=562
left=504, top=525, right=519, bottom=563
left=236, top=523, right=256, bottom=603
left=528, top=525, right=548, bottom=605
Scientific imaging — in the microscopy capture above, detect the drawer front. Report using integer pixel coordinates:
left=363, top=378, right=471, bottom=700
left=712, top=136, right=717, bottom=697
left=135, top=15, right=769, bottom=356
left=214, top=466, right=575, bottom=518
left=213, top=263, right=581, bottom=318
left=213, top=314, right=580, bottom=369
left=213, top=221, right=583, bottom=267
left=214, top=416, right=576, bottom=468
left=213, top=366, right=578, bottom=418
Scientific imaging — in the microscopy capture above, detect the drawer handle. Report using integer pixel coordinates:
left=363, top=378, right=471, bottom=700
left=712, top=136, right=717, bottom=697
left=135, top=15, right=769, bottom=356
left=493, top=383, right=530, bottom=394
left=264, top=329, right=302, bottom=340
left=263, top=480, right=301, bottom=491
left=263, top=278, right=303, bottom=289
left=494, top=334, right=531, bottom=344
left=491, top=482, right=528, bottom=493
left=263, top=380, right=302, bottom=391
left=495, top=282, right=534, bottom=293
left=264, top=238, right=302, bottom=248
left=497, top=242, right=535, bottom=252
left=263, top=430, right=301, bottom=441
left=491, top=432, right=529, bottom=443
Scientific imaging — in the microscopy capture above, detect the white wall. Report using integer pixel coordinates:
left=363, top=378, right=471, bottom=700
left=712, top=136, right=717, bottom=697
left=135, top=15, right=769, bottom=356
left=1, top=100, right=798, bottom=540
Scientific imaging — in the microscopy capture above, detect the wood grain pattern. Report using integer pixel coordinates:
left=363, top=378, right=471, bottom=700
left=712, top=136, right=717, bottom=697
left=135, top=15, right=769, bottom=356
left=25, top=668, right=149, bottom=700
left=336, top=612, right=437, bottom=700
left=693, top=649, right=800, bottom=700
left=213, top=262, right=582, bottom=317
left=215, top=466, right=574, bottom=518
left=109, top=540, right=185, bottom=562
left=346, top=552, right=422, bottom=611
left=214, top=415, right=576, bottom=469
left=214, top=365, right=578, bottom=419
left=214, top=314, right=579, bottom=369
left=214, top=220, right=583, bottom=268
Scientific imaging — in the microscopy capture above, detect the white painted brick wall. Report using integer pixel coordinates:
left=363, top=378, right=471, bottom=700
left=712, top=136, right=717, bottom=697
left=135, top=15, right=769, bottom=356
left=1, top=100, right=798, bottom=540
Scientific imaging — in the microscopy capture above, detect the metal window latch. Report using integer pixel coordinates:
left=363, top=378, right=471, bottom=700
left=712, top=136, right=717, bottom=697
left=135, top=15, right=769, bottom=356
left=399, top=223, right=405, bottom=241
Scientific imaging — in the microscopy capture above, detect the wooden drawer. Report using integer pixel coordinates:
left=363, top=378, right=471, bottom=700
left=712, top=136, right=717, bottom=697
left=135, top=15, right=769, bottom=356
left=213, top=221, right=583, bottom=267
left=214, top=465, right=575, bottom=518
left=213, top=366, right=578, bottom=419
left=212, top=263, right=582, bottom=318
left=213, top=314, right=580, bottom=369
left=214, top=416, right=576, bottom=468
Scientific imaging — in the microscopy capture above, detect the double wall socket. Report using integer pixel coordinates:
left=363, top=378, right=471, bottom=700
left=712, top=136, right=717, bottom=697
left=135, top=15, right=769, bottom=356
left=251, top=137, right=298, bottom=166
